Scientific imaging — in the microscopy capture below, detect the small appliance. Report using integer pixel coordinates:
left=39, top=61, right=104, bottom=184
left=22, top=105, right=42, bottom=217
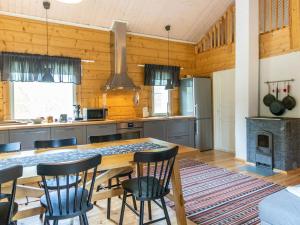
left=82, top=108, right=107, bottom=121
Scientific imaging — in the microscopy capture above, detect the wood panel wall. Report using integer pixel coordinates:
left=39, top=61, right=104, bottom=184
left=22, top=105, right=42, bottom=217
left=0, top=15, right=195, bottom=120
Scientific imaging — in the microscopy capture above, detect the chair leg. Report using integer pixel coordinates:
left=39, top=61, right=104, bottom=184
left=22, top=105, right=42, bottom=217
left=116, top=177, right=121, bottom=198
left=43, top=219, right=50, bottom=225
left=53, top=220, right=58, bottom=225
left=119, top=191, right=127, bottom=225
left=148, top=200, right=152, bottom=220
left=139, top=201, right=144, bottom=225
left=107, top=178, right=112, bottom=219
left=161, top=197, right=171, bottom=225
left=128, top=174, right=137, bottom=210
left=82, top=214, right=89, bottom=225
left=25, top=196, right=29, bottom=205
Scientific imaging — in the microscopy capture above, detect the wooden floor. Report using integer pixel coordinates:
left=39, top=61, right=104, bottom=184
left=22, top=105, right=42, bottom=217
left=17, top=150, right=300, bottom=225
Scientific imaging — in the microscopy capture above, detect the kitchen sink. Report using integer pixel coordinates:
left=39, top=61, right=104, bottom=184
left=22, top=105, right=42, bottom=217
left=0, top=121, right=28, bottom=126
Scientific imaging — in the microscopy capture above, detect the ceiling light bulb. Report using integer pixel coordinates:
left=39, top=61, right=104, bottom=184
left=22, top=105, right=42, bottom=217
left=56, top=0, right=82, bottom=4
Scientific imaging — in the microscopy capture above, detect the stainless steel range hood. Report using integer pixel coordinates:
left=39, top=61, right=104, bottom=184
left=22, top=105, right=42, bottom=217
left=103, top=21, right=140, bottom=91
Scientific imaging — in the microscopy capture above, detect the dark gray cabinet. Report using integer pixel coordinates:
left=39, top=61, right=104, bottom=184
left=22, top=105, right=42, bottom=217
left=167, top=119, right=195, bottom=147
left=143, top=121, right=167, bottom=141
left=9, top=128, right=51, bottom=150
left=0, top=131, right=9, bottom=144
left=144, top=119, right=195, bottom=147
left=86, top=124, right=117, bottom=143
left=51, top=126, right=86, bottom=145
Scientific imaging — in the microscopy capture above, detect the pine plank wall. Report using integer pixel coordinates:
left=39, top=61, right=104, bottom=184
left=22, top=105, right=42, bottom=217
left=0, top=7, right=296, bottom=120
left=0, top=15, right=195, bottom=120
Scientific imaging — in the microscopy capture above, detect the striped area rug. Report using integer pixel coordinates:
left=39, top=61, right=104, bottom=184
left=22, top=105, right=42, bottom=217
left=167, top=159, right=284, bottom=225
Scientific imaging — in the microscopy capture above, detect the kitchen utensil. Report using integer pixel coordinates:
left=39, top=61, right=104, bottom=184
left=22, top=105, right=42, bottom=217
left=31, top=118, right=43, bottom=124
left=269, top=83, right=285, bottom=116
left=59, top=114, right=68, bottom=123
left=47, top=116, right=53, bottom=123
left=263, top=83, right=276, bottom=106
left=282, top=82, right=296, bottom=110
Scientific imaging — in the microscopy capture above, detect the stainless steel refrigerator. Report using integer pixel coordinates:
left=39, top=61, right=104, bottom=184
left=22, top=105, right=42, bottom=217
left=180, top=78, right=213, bottom=150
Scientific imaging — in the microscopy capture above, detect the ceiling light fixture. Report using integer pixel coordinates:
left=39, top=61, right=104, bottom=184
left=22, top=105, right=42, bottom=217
left=42, top=0, right=54, bottom=82
left=164, top=25, right=174, bottom=90
left=56, top=0, right=83, bottom=4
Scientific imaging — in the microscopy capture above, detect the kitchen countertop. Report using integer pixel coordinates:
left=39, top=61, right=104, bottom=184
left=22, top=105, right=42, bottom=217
left=0, top=116, right=195, bottom=131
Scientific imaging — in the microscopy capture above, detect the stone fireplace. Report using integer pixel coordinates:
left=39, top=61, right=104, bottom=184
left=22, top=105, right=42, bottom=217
left=247, top=117, right=300, bottom=171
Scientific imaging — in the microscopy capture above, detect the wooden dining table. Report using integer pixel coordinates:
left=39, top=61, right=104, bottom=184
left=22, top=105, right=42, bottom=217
left=0, top=138, right=197, bottom=225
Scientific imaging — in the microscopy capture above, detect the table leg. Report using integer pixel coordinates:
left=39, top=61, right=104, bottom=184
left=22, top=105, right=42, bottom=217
left=171, top=159, right=187, bottom=225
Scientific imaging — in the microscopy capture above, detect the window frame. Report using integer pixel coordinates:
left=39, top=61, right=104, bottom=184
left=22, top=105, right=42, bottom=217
left=10, top=82, right=77, bottom=120
left=151, top=86, right=171, bottom=116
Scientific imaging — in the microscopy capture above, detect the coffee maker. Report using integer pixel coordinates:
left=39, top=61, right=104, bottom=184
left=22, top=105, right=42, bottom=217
left=73, top=105, right=83, bottom=121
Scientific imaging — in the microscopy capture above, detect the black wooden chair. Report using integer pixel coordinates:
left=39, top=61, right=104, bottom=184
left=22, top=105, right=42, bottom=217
left=37, top=154, right=102, bottom=225
left=0, top=142, right=21, bottom=153
left=119, top=146, right=178, bottom=225
left=89, top=134, right=137, bottom=219
left=0, top=143, right=21, bottom=201
left=34, top=137, right=77, bottom=149
left=0, top=165, right=23, bottom=225
left=34, top=137, right=79, bottom=189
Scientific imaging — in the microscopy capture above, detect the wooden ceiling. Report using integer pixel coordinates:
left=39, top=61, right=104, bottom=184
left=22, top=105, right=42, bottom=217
left=0, top=0, right=234, bottom=43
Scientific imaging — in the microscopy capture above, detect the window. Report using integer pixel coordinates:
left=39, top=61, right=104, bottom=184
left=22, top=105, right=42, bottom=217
left=12, top=82, right=74, bottom=120
left=152, top=86, right=170, bottom=115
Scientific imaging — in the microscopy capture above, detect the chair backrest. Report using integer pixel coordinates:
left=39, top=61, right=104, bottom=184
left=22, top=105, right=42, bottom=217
left=0, top=142, right=21, bottom=153
left=89, top=134, right=122, bottom=143
left=134, top=146, right=178, bottom=198
left=37, top=154, right=101, bottom=216
left=34, top=137, right=77, bottom=149
left=0, top=165, right=23, bottom=224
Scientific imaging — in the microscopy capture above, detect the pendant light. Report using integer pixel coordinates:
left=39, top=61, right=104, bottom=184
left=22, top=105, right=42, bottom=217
left=165, top=25, right=174, bottom=90
left=42, top=0, right=54, bottom=82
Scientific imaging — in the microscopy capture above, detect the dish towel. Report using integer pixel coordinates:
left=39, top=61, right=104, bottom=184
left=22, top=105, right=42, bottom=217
left=286, top=185, right=300, bottom=198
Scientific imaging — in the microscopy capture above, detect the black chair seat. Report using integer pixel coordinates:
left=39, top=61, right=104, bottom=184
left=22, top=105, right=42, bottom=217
left=0, top=193, right=10, bottom=200
left=40, top=175, right=81, bottom=190
left=122, top=177, right=169, bottom=200
left=0, top=202, right=18, bottom=224
left=41, top=188, right=93, bottom=219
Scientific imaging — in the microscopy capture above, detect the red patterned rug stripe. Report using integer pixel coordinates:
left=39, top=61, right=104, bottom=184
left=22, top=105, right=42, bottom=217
left=167, top=159, right=285, bottom=225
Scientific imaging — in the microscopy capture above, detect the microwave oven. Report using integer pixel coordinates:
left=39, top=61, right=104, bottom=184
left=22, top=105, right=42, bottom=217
left=82, top=108, right=108, bottom=121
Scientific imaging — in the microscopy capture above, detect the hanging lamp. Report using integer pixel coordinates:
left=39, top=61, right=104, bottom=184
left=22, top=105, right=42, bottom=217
left=42, top=0, right=54, bottom=82
left=165, top=25, right=174, bottom=90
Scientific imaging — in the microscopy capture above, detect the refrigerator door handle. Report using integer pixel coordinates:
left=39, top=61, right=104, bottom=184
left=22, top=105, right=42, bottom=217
left=194, top=104, right=198, bottom=118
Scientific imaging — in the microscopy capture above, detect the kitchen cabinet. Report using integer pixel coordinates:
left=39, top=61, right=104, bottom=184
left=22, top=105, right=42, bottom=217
left=9, top=128, right=51, bottom=150
left=143, top=121, right=167, bottom=141
left=51, top=126, right=86, bottom=145
left=86, top=124, right=117, bottom=143
left=0, top=131, right=9, bottom=144
left=144, top=119, right=195, bottom=147
left=166, top=119, right=195, bottom=147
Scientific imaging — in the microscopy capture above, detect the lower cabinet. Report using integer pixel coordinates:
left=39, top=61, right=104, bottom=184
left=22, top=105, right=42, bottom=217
left=0, top=131, right=9, bottom=144
left=86, top=124, right=117, bottom=143
left=51, top=126, right=86, bottom=145
left=143, top=121, right=167, bottom=141
left=9, top=128, right=51, bottom=150
left=167, top=119, right=195, bottom=147
left=144, top=119, right=195, bottom=147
